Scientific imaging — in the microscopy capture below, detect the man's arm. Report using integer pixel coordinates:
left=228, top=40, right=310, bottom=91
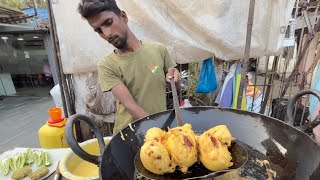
left=111, top=83, right=149, bottom=119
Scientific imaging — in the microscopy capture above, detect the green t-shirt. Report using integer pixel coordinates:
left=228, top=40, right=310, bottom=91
left=97, top=42, right=177, bottom=135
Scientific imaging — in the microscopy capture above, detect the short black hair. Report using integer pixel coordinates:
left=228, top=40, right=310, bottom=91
left=78, top=0, right=121, bottom=19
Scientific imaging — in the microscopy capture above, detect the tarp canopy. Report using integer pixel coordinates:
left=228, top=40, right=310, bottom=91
left=22, top=8, right=48, bottom=19
left=52, top=0, right=296, bottom=74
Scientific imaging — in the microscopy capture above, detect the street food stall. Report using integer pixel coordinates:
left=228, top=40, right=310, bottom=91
left=1, top=0, right=320, bottom=179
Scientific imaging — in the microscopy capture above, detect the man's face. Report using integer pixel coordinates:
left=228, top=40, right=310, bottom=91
left=87, top=11, right=128, bottom=49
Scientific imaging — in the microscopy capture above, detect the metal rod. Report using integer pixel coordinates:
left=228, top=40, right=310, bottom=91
left=294, top=0, right=299, bottom=20
left=268, top=80, right=275, bottom=116
left=297, top=43, right=311, bottom=109
left=299, top=35, right=311, bottom=91
left=170, top=78, right=183, bottom=126
left=256, top=72, right=281, bottom=75
left=46, top=0, right=68, bottom=117
left=261, top=56, right=269, bottom=107
left=275, top=53, right=285, bottom=118
left=293, top=102, right=297, bottom=124
left=251, top=58, right=258, bottom=112
left=308, top=39, right=320, bottom=87
left=300, top=96, right=308, bottom=126
left=268, top=57, right=278, bottom=117
left=297, top=23, right=306, bottom=65
left=237, top=0, right=255, bottom=109
left=31, top=0, right=38, bottom=17
left=260, top=56, right=278, bottom=114
left=179, top=64, right=182, bottom=103
left=289, top=27, right=304, bottom=100
left=278, top=52, right=292, bottom=116
left=276, top=48, right=291, bottom=119
left=66, top=74, right=76, bottom=112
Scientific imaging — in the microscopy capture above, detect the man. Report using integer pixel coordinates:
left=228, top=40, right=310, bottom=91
left=78, top=0, right=180, bottom=135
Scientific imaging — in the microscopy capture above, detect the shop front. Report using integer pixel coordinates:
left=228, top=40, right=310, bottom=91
left=0, top=6, right=57, bottom=97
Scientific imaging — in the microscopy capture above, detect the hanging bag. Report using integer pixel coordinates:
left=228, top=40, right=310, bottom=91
left=196, top=57, right=217, bottom=93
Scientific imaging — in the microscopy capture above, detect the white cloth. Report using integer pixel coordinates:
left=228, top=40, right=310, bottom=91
left=52, top=0, right=295, bottom=74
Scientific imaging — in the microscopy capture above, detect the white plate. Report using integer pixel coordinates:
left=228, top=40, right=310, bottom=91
left=0, top=147, right=66, bottom=180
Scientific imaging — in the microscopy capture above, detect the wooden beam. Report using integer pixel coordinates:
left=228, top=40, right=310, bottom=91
left=237, top=0, right=256, bottom=109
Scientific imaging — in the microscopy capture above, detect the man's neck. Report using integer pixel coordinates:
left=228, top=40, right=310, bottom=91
left=117, top=33, right=140, bottom=55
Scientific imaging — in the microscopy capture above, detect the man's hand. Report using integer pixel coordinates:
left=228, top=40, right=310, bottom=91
left=111, top=83, right=148, bottom=119
left=166, top=67, right=180, bottom=83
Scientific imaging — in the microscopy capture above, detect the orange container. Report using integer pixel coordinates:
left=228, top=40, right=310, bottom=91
left=48, top=107, right=62, bottom=121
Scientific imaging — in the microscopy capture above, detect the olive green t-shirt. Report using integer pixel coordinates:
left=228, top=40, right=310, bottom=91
left=97, top=42, right=177, bottom=135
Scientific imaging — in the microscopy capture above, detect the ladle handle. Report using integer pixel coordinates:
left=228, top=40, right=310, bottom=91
left=287, top=89, right=320, bottom=133
left=170, top=78, right=183, bottom=126
left=65, top=114, right=105, bottom=165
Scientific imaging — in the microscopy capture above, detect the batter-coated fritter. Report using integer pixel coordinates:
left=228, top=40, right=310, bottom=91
left=140, top=141, right=176, bottom=175
left=198, top=126, right=233, bottom=171
left=165, top=124, right=198, bottom=173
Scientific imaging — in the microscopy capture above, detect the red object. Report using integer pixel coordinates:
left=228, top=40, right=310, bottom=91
left=47, top=117, right=66, bottom=128
left=180, top=101, right=185, bottom=107
left=48, top=117, right=64, bottom=124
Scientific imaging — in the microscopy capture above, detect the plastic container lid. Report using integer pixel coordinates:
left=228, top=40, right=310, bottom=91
left=48, top=107, right=62, bottom=121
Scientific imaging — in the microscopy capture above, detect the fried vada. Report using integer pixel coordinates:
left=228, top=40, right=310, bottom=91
left=145, top=127, right=166, bottom=143
left=198, top=126, right=233, bottom=171
left=208, top=125, right=234, bottom=146
left=140, top=141, right=176, bottom=175
left=165, top=123, right=198, bottom=173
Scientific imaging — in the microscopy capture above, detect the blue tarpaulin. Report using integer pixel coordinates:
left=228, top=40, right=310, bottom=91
left=22, top=8, right=48, bottom=19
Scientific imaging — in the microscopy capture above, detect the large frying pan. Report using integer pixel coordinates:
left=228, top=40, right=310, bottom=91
left=66, top=90, right=320, bottom=180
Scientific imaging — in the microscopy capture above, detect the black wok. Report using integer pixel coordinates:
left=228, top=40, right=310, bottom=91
left=66, top=90, right=320, bottom=180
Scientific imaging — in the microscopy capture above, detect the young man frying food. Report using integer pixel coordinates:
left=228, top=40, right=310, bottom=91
left=78, top=0, right=180, bottom=135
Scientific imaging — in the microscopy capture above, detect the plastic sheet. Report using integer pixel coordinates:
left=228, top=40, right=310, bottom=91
left=52, top=0, right=295, bottom=74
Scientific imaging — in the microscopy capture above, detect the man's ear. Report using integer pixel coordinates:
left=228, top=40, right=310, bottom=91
left=120, top=11, right=128, bottom=24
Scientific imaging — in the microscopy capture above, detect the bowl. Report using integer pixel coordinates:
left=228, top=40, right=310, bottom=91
left=59, top=137, right=112, bottom=180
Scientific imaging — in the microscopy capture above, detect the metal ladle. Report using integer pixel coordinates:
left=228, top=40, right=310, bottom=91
left=170, top=78, right=183, bottom=126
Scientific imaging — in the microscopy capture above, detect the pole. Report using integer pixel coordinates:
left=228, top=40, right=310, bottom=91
left=46, top=0, right=68, bottom=117
left=237, top=0, right=256, bottom=109
left=31, top=0, right=38, bottom=17
left=260, top=56, right=278, bottom=114
left=46, top=0, right=83, bottom=142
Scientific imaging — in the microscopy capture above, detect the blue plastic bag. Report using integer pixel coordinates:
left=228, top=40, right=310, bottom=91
left=196, top=57, right=217, bottom=93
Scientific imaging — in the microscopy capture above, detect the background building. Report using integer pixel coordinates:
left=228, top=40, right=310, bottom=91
left=0, top=5, right=57, bottom=96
